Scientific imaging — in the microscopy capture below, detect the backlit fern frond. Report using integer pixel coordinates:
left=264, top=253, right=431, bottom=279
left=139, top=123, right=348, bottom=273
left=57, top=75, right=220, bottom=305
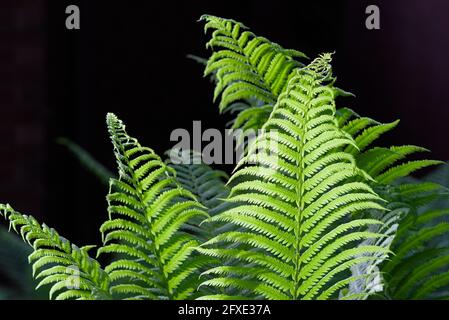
left=98, top=114, right=210, bottom=300
left=199, top=14, right=307, bottom=132
left=200, top=14, right=307, bottom=113
left=0, top=204, right=110, bottom=300
left=197, top=54, right=390, bottom=300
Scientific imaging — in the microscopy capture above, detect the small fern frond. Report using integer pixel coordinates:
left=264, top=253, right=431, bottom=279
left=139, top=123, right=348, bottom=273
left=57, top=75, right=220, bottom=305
left=198, top=54, right=389, bottom=300
left=98, top=114, right=210, bottom=300
left=0, top=204, right=110, bottom=300
left=57, top=137, right=114, bottom=186
left=166, top=149, right=234, bottom=241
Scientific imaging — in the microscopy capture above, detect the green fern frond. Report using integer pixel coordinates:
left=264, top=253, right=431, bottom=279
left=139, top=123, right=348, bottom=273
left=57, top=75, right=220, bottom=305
left=200, top=14, right=307, bottom=129
left=166, top=149, right=235, bottom=242
left=198, top=54, right=389, bottom=300
left=98, top=114, right=210, bottom=300
left=0, top=204, right=110, bottom=300
left=336, top=109, right=449, bottom=299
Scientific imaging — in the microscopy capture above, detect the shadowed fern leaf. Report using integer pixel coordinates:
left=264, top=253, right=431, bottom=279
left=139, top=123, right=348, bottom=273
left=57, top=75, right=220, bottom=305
left=382, top=207, right=449, bottom=299
left=166, top=149, right=233, bottom=241
left=0, top=204, right=110, bottom=300
left=197, top=54, right=390, bottom=300
left=336, top=109, right=449, bottom=299
left=98, top=114, right=210, bottom=300
left=167, top=149, right=230, bottom=217
left=57, top=137, right=115, bottom=186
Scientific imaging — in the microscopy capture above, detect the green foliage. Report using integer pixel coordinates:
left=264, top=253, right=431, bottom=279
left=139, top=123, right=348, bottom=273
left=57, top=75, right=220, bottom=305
left=0, top=205, right=110, bottom=300
left=1, top=15, right=449, bottom=301
left=200, top=14, right=307, bottom=131
left=98, top=114, right=210, bottom=300
left=336, top=108, right=449, bottom=299
left=197, top=54, right=390, bottom=300
left=0, top=226, right=47, bottom=299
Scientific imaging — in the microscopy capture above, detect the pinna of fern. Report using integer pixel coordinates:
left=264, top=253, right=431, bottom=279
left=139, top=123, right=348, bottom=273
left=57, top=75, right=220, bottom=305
left=197, top=53, right=390, bottom=300
left=97, top=114, right=211, bottom=300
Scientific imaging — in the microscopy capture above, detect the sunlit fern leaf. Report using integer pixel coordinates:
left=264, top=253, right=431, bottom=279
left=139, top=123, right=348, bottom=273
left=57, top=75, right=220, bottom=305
left=57, top=137, right=115, bottom=186
left=0, top=204, right=110, bottom=300
left=197, top=54, right=389, bottom=300
left=199, top=14, right=307, bottom=132
left=200, top=15, right=354, bottom=151
left=98, top=114, right=210, bottom=300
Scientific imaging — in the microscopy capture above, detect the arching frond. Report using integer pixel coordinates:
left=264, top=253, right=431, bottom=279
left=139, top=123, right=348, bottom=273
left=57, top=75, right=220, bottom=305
left=198, top=54, right=389, bottom=300
left=0, top=204, right=110, bottom=300
left=98, top=114, right=210, bottom=300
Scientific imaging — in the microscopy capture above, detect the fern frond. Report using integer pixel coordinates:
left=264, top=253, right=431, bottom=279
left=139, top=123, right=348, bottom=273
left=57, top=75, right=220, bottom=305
left=198, top=54, right=389, bottom=300
left=200, top=14, right=307, bottom=129
left=98, top=114, right=210, bottom=300
left=0, top=204, right=110, bottom=300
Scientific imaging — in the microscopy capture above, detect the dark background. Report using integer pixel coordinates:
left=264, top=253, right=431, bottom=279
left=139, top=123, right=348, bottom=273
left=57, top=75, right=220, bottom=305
left=1, top=0, right=449, bottom=247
